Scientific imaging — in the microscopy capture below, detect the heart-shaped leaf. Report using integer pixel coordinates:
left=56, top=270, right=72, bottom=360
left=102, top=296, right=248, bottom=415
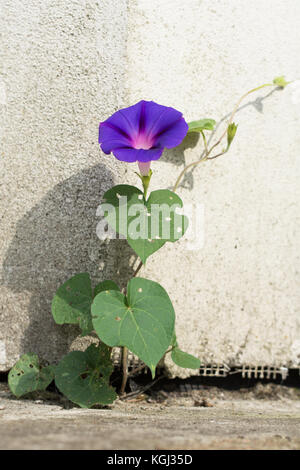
left=91, top=277, right=175, bottom=377
left=55, top=344, right=117, bottom=408
left=51, top=273, right=93, bottom=336
left=171, top=347, right=201, bottom=370
left=102, top=184, right=143, bottom=236
left=187, top=119, right=216, bottom=133
left=8, top=354, right=55, bottom=398
left=102, top=185, right=188, bottom=264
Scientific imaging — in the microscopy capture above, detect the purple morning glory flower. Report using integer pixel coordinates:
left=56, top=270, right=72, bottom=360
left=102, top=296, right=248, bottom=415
left=99, top=100, right=188, bottom=174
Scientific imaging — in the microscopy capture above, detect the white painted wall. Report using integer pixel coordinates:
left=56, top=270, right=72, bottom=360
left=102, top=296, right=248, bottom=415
left=126, top=0, right=300, bottom=376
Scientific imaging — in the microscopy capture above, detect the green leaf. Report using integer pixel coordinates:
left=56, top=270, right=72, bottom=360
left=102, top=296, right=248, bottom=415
left=102, top=185, right=188, bottom=264
left=51, top=273, right=93, bottom=336
left=169, top=330, right=200, bottom=369
left=92, top=277, right=175, bottom=378
left=102, top=184, right=143, bottom=236
left=187, top=119, right=216, bottom=133
left=55, top=344, right=117, bottom=408
left=171, top=348, right=201, bottom=370
left=273, top=76, right=289, bottom=88
left=8, top=354, right=55, bottom=398
left=94, top=280, right=119, bottom=298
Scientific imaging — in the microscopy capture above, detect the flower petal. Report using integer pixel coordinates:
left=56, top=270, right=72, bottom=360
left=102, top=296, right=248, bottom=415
left=100, top=138, right=131, bottom=155
left=142, top=102, right=179, bottom=135
left=112, top=147, right=164, bottom=163
left=99, top=122, right=131, bottom=154
left=99, top=100, right=188, bottom=159
left=153, top=116, right=188, bottom=149
left=118, top=101, right=144, bottom=136
left=100, top=101, right=144, bottom=139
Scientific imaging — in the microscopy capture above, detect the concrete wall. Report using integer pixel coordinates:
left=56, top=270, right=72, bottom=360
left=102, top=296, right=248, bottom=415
left=1, top=0, right=299, bottom=376
left=0, top=0, right=130, bottom=368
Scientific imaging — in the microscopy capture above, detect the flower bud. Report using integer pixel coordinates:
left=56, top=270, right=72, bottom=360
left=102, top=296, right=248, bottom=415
left=227, top=122, right=238, bottom=149
left=273, top=76, right=289, bottom=88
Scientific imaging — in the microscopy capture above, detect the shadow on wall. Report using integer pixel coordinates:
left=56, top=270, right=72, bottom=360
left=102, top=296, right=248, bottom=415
left=2, top=164, right=138, bottom=362
left=162, top=132, right=200, bottom=190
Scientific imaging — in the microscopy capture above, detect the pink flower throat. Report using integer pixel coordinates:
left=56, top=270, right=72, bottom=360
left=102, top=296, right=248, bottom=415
left=132, top=133, right=154, bottom=150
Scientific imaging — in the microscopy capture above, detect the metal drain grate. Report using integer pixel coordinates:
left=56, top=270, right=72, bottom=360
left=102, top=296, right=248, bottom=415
left=235, top=365, right=289, bottom=380
left=111, top=348, right=296, bottom=381
left=198, top=363, right=230, bottom=377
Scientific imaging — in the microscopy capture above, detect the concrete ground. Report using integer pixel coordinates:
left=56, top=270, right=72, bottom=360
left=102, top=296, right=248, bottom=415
left=0, top=381, right=300, bottom=450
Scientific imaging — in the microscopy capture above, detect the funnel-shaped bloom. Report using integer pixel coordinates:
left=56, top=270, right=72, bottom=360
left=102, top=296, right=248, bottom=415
left=99, top=100, right=188, bottom=165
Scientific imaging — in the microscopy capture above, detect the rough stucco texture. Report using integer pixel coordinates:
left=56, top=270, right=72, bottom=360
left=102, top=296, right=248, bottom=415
left=0, top=0, right=300, bottom=377
left=0, top=0, right=129, bottom=369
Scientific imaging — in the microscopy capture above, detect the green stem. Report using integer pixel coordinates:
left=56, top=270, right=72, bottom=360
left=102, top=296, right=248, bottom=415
left=200, top=130, right=208, bottom=154
left=119, top=168, right=150, bottom=395
left=120, top=346, right=128, bottom=395
left=173, top=82, right=276, bottom=193
left=204, top=83, right=273, bottom=159
left=133, top=260, right=143, bottom=278
left=141, top=170, right=152, bottom=199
